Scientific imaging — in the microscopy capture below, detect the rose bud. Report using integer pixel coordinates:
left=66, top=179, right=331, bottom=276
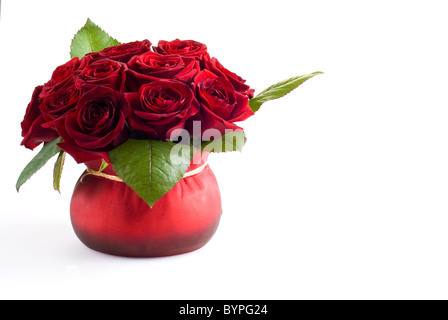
left=191, top=70, right=254, bottom=136
left=85, top=40, right=152, bottom=63
left=39, top=57, right=81, bottom=99
left=125, top=79, right=199, bottom=140
left=40, top=83, right=82, bottom=124
left=202, top=53, right=255, bottom=98
left=153, top=39, right=207, bottom=60
left=126, top=52, right=199, bottom=90
left=55, top=86, right=129, bottom=163
left=21, top=86, right=59, bottom=150
left=74, top=58, right=128, bottom=92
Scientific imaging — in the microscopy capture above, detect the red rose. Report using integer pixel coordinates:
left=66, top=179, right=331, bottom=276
left=40, top=83, right=82, bottom=124
left=39, top=57, right=81, bottom=99
left=125, top=80, right=199, bottom=140
left=192, top=70, right=254, bottom=135
left=126, top=52, right=199, bottom=90
left=85, top=40, right=152, bottom=63
left=154, top=39, right=207, bottom=59
left=202, top=53, right=255, bottom=98
left=21, top=86, right=59, bottom=149
left=74, top=58, right=127, bottom=91
left=55, top=86, right=129, bottom=163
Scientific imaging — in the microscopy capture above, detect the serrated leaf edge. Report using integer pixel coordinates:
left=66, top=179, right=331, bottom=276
left=249, top=71, right=323, bottom=113
left=70, top=18, right=121, bottom=59
left=16, top=137, right=63, bottom=192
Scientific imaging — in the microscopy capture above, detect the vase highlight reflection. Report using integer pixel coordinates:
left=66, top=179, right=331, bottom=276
left=70, top=153, right=222, bottom=257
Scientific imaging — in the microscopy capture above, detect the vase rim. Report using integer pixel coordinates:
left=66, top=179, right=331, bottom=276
left=84, top=150, right=210, bottom=176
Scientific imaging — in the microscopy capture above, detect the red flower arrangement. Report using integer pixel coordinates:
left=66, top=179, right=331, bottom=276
left=17, top=19, right=322, bottom=208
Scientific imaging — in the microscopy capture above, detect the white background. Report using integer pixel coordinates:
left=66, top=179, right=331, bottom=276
left=1, top=0, right=448, bottom=300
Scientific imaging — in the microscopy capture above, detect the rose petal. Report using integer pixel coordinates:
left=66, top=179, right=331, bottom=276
left=21, top=115, right=59, bottom=150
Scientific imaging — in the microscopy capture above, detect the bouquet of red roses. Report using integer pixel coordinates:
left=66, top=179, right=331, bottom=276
left=17, top=19, right=321, bottom=208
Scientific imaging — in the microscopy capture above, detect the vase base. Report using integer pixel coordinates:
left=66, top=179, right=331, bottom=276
left=78, top=241, right=212, bottom=258
left=72, top=211, right=222, bottom=258
left=70, top=159, right=223, bottom=258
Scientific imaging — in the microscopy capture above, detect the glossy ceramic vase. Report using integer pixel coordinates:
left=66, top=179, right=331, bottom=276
left=70, top=153, right=222, bottom=257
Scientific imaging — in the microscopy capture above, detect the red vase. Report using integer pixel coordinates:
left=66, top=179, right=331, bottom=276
left=70, top=153, right=222, bottom=257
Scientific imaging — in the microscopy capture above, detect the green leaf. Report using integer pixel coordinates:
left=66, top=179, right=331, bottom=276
left=109, top=140, right=191, bottom=208
left=249, top=71, right=323, bottom=113
left=70, top=18, right=121, bottom=59
left=53, top=151, right=66, bottom=193
left=202, top=130, right=247, bottom=153
left=98, top=159, right=109, bottom=173
left=16, top=137, right=62, bottom=192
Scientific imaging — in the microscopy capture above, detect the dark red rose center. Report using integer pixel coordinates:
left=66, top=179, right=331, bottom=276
left=90, top=104, right=109, bottom=120
left=79, top=102, right=115, bottom=134
left=137, top=55, right=183, bottom=71
left=141, top=87, right=185, bottom=114
left=210, top=87, right=228, bottom=102
left=154, top=58, right=178, bottom=68
left=89, top=66, right=113, bottom=77
left=204, top=78, right=236, bottom=106
left=54, top=90, right=74, bottom=107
